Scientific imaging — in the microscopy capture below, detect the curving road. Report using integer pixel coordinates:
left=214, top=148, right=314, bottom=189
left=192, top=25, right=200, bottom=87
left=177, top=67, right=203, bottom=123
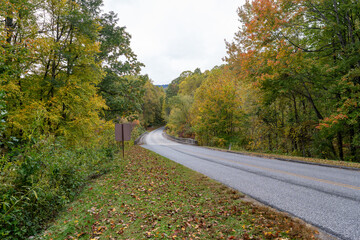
left=142, top=128, right=360, bottom=240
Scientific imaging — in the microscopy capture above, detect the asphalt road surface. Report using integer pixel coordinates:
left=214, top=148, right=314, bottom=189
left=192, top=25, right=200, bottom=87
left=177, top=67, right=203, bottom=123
left=142, top=128, right=360, bottom=240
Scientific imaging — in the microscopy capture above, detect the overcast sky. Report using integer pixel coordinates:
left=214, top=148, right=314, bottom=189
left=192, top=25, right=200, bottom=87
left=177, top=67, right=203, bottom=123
left=102, top=0, right=244, bottom=85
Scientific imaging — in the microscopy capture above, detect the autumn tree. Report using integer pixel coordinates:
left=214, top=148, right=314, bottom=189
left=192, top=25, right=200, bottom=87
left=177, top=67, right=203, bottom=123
left=225, top=0, right=360, bottom=160
left=225, top=0, right=316, bottom=154
left=178, top=68, right=206, bottom=96
left=164, top=68, right=210, bottom=137
left=191, top=66, right=246, bottom=146
left=16, top=0, right=107, bottom=144
left=0, top=0, right=38, bottom=144
left=0, top=0, right=148, bottom=147
left=162, top=70, right=192, bottom=119
left=166, top=95, right=193, bottom=137
left=141, top=78, right=165, bottom=127
left=298, top=0, right=360, bottom=161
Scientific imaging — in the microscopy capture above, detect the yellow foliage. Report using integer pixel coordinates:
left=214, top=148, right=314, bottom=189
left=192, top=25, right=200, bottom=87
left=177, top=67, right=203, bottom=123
left=0, top=0, right=110, bottom=148
left=191, top=67, right=246, bottom=146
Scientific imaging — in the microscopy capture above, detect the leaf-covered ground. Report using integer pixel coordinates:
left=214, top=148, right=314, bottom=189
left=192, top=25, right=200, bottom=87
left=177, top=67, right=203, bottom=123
left=38, top=146, right=319, bottom=240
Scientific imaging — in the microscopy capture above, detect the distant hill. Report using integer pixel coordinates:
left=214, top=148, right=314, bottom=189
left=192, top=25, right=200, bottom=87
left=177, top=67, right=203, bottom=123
left=156, top=84, right=169, bottom=89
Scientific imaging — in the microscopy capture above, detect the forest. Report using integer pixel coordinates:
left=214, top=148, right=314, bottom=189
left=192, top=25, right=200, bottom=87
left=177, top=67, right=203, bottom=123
left=1, top=0, right=359, bottom=238
left=165, top=0, right=360, bottom=162
left=0, top=0, right=164, bottom=238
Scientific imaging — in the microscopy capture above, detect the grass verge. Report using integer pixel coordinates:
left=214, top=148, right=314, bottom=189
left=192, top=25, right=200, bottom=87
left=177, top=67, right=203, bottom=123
left=206, top=147, right=360, bottom=170
left=37, top=146, right=319, bottom=240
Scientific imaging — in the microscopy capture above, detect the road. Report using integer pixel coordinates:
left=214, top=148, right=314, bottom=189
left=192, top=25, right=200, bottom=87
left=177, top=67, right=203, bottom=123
left=141, top=128, right=360, bottom=240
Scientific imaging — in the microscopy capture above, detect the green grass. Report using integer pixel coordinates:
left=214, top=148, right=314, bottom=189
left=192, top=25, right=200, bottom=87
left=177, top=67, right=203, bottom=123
left=37, top=146, right=319, bottom=240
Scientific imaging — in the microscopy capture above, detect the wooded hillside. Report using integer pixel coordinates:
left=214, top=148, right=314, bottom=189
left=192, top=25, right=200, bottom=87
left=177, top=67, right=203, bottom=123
left=0, top=1, right=163, bottom=238
left=165, top=0, right=360, bottom=162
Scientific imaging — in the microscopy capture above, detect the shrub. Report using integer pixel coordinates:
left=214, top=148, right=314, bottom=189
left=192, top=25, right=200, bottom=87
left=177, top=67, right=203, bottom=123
left=131, top=124, right=146, bottom=142
left=0, top=127, right=118, bottom=239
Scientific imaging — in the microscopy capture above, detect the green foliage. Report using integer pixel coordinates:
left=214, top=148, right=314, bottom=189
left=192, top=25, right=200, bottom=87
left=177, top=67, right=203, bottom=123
left=97, top=11, right=145, bottom=121
left=224, top=0, right=360, bottom=161
left=0, top=0, right=145, bottom=146
left=0, top=0, right=147, bottom=238
left=141, top=79, right=165, bottom=127
left=0, top=129, right=117, bottom=239
left=99, top=74, right=146, bottom=121
left=0, top=0, right=107, bottom=145
left=164, top=66, right=248, bottom=145
left=0, top=90, right=18, bottom=153
left=163, top=70, right=193, bottom=119
left=191, top=67, right=247, bottom=146
left=163, top=68, right=210, bottom=137
left=178, top=68, right=206, bottom=96
left=98, top=11, right=143, bottom=75
left=162, top=1, right=359, bottom=161
left=0, top=90, right=6, bottom=146
left=166, top=95, right=193, bottom=137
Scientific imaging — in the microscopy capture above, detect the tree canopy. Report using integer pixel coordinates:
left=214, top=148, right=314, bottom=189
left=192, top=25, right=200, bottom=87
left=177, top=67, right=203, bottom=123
left=163, top=0, right=360, bottom=162
left=0, top=0, right=151, bottom=149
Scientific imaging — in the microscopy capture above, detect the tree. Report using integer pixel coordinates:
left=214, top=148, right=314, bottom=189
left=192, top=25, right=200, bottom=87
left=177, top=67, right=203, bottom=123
left=163, top=70, right=193, bottom=119
left=166, top=95, right=193, bottom=137
left=0, top=0, right=38, bottom=143
left=225, top=0, right=320, bottom=155
left=97, top=11, right=145, bottom=121
left=225, top=0, right=360, bottom=160
left=0, top=0, right=147, bottom=146
left=191, top=67, right=246, bottom=146
left=178, top=68, right=206, bottom=96
left=141, top=78, right=165, bottom=127
left=299, top=0, right=360, bottom=161
left=99, top=73, right=146, bottom=121
left=1, top=0, right=108, bottom=145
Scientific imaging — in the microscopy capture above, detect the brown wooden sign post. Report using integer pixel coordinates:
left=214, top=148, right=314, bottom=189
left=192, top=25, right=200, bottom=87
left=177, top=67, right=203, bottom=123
left=115, top=123, right=132, bottom=158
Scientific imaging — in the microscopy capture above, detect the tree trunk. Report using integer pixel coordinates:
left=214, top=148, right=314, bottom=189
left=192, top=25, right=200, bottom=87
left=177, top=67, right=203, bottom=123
left=349, top=126, right=357, bottom=161
left=268, top=133, right=272, bottom=151
left=292, top=93, right=299, bottom=152
left=328, top=138, right=337, bottom=158
left=337, top=132, right=344, bottom=161
left=5, top=17, right=14, bottom=44
left=300, top=139, right=306, bottom=157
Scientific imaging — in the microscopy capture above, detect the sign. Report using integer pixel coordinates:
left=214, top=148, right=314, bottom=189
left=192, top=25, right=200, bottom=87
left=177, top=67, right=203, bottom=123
left=115, top=123, right=132, bottom=141
left=115, top=123, right=133, bottom=159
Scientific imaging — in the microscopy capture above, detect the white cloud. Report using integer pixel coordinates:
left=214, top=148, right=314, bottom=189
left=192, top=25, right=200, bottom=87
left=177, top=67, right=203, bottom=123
left=102, top=0, right=244, bottom=84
